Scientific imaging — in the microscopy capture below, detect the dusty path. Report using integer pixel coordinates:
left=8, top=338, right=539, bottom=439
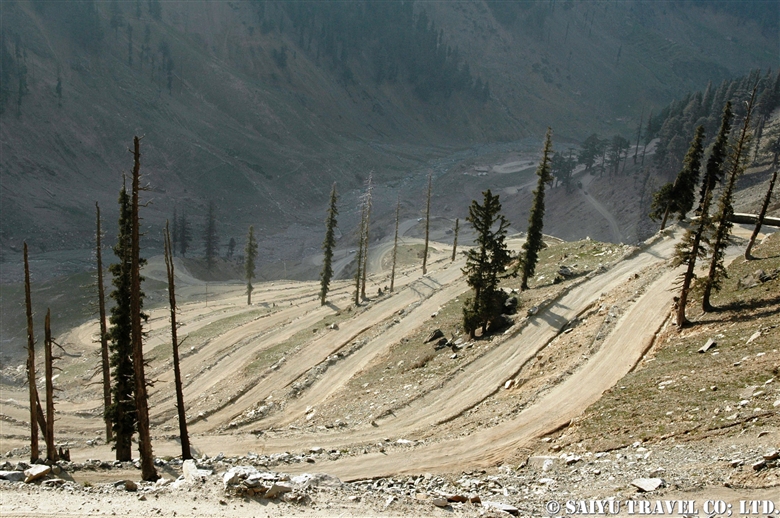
left=284, top=260, right=682, bottom=480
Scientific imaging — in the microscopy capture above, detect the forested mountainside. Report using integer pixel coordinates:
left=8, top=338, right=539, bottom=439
left=0, top=0, right=776, bottom=256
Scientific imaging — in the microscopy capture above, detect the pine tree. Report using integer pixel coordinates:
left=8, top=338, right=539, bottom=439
left=245, top=226, right=258, bottom=305
left=650, top=126, right=705, bottom=230
left=203, top=201, right=219, bottom=272
left=178, top=212, right=191, bottom=257
left=701, top=86, right=757, bottom=311
left=106, top=183, right=136, bottom=461
left=422, top=172, right=432, bottom=275
left=674, top=104, right=733, bottom=328
left=521, top=129, right=554, bottom=291
left=462, top=190, right=514, bottom=338
left=319, top=184, right=338, bottom=305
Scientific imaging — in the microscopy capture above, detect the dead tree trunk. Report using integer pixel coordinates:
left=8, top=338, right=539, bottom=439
left=360, top=175, right=373, bottom=299
left=129, top=136, right=158, bottom=481
left=745, top=156, right=777, bottom=259
left=95, top=202, right=112, bottom=441
left=354, top=201, right=366, bottom=306
left=451, top=218, right=459, bottom=262
left=422, top=172, right=432, bottom=275
left=23, top=242, right=39, bottom=462
left=44, top=309, right=56, bottom=462
left=164, top=222, right=192, bottom=460
left=390, top=197, right=399, bottom=292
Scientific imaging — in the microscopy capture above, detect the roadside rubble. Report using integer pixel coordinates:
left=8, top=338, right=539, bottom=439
left=1, top=439, right=777, bottom=516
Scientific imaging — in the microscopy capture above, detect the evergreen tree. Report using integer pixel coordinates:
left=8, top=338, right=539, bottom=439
left=245, top=226, right=258, bottom=305
left=650, top=125, right=705, bottom=229
left=319, top=183, right=338, bottom=305
left=698, top=102, right=733, bottom=212
left=106, top=184, right=137, bottom=461
left=701, top=87, right=757, bottom=311
left=227, top=237, right=236, bottom=259
left=521, top=129, right=554, bottom=291
left=673, top=104, right=733, bottom=328
left=203, top=201, right=218, bottom=271
left=578, top=133, right=602, bottom=172
left=462, top=190, right=514, bottom=338
left=178, top=212, right=191, bottom=257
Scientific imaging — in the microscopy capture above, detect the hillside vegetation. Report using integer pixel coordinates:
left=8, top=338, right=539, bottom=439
left=0, top=0, right=776, bottom=257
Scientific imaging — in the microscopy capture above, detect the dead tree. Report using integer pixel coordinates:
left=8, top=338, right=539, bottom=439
left=23, top=242, right=39, bottom=462
left=451, top=218, right=459, bottom=262
left=164, top=221, right=192, bottom=460
left=129, top=136, right=158, bottom=481
left=745, top=132, right=779, bottom=259
left=44, top=309, right=56, bottom=462
left=422, top=172, right=432, bottom=275
left=360, top=174, right=373, bottom=299
left=95, top=202, right=112, bottom=441
left=390, top=197, right=399, bottom=292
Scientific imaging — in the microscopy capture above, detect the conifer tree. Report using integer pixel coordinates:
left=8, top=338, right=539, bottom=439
left=178, top=212, right=191, bottom=257
left=203, top=201, right=218, bottom=272
left=320, top=184, right=338, bottom=305
left=462, top=190, right=514, bottom=338
left=701, top=87, right=757, bottom=311
left=390, top=197, right=400, bottom=292
left=650, top=126, right=705, bottom=230
left=521, top=129, right=554, bottom=291
left=245, top=226, right=258, bottom=305
left=422, top=172, right=432, bottom=275
left=106, top=183, right=136, bottom=461
left=674, top=104, right=733, bottom=328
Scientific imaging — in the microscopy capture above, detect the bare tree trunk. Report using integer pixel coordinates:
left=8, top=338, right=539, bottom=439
left=422, top=173, right=432, bottom=275
left=164, top=222, right=192, bottom=460
left=130, top=136, right=158, bottom=481
left=451, top=218, right=459, bottom=262
left=360, top=181, right=372, bottom=299
left=634, top=108, right=644, bottom=164
left=44, top=309, right=56, bottom=462
left=95, top=203, right=112, bottom=441
left=745, top=155, right=778, bottom=259
left=390, top=197, right=399, bottom=292
left=354, top=201, right=366, bottom=306
left=23, top=242, right=39, bottom=462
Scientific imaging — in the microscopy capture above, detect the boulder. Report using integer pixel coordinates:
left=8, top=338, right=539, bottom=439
left=425, top=329, right=445, bottom=343
left=631, top=478, right=665, bottom=492
left=558, top=265, right=576, bottom=278
left=487, top=314, right=513, bottom=334
left=291, top=473, right=342, bottom=489
left=504, top=296, right=519, bottom=315
left=698, top=338, right=717, bottom=353
left=182, top=459, right=212, bottom=483
left=483, top=501, right=520, bottom=516
left=264, top=483, right=292, bottom=499
left=0, top=471, right=25, bottom=482
left=432, top=497, right=449, bottom=508
left=23, top=464, right=51, bottom=483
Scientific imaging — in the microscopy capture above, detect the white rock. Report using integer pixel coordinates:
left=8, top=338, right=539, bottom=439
left=182, top=459, right=212, bottom=483
left=631, top=478, right=665, bottom=492
left=23, top=464, right=51, bottom=483
left=264, top=482, right=292, bottom=499
left=291, top=473, right=342, bottom=489
left=483, top=501, right=520, bottom=515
